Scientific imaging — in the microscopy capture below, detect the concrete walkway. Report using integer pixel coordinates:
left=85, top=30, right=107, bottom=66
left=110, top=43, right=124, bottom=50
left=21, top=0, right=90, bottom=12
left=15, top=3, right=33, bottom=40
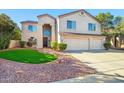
left=56, top=49, right=124, bottom=83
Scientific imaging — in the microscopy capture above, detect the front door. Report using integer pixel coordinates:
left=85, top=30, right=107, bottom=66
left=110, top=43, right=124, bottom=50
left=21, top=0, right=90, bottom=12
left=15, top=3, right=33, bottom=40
left=43, top=37, right=48, bottom=47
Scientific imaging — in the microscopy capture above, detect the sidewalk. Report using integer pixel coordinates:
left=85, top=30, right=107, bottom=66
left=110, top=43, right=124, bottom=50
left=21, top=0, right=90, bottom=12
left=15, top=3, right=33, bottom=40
left=55, top=73, right=124, bottom=83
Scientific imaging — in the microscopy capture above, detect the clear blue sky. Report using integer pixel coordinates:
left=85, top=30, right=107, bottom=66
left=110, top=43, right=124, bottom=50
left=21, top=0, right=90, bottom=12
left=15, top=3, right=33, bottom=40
left=0, top=9, right=124, bottom=27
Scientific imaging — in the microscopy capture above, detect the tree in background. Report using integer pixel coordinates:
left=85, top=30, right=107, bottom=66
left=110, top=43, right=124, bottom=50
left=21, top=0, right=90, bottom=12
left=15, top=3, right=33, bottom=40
left=114, top=20, right=124, bottom=36
left=96, top=12, right=114, bottom=32
left=96, top=12, right=114, bottom=43
left=113, top=20, right=124, bottom=47
left=96, top=13, right=123, bottom=34
left=0, top=13, right=21, bottom=50
left=113, top=16, right=123, bottom=27
left=12, top=27, right=21, bottom=40
left=96, top=12, right=124, bottom=47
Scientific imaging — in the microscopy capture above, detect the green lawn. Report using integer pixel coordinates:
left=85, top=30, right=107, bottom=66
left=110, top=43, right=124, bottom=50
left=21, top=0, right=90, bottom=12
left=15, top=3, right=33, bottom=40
left=0, top=49, right=57, bottom=64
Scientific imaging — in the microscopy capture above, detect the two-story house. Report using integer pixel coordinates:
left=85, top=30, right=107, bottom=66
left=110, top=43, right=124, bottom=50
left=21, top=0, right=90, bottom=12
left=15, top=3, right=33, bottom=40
left=21, top=9, right=105, bottom=50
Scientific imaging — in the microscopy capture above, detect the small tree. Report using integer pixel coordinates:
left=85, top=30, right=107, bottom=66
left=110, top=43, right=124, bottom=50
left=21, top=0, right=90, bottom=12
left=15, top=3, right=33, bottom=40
left=27, top=37, right=37, bottom=47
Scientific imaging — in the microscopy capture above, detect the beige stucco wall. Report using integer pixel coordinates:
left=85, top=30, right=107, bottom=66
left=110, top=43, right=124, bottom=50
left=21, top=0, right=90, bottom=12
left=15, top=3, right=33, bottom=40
left=21, top=16, right=56, bottom=48
left=58, top=11, right=101, bottom=35
left=21, top=23, right=38, bottom=42
left=21, top=23, right=39, bottom=48
left=38, top=16, right=56, bottom=41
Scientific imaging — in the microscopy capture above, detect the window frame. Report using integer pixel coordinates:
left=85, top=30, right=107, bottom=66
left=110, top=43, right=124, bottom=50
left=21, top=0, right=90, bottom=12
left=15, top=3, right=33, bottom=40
left=67, top=20, right=76, bottom=29
left=28, top=25, right=37, bottom=32
left=88, top=23, right=96, bottom=31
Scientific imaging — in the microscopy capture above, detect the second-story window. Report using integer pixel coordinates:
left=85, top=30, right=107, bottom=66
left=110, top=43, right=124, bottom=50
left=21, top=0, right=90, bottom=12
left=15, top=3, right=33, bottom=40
left=28, top=25, right=37, bottom=32
left=88, top=23, right=96, bottom=31
left=67, top=20, right=76, bottom=29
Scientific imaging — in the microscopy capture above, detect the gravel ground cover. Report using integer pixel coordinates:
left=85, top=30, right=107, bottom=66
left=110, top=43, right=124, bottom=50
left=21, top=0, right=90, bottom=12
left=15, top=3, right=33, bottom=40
left=0, top=48, right=96, bottom=83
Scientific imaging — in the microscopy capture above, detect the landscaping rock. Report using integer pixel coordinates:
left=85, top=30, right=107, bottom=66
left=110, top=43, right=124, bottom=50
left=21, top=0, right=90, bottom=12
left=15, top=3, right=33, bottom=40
left=0, top=48, right=96, bottom=83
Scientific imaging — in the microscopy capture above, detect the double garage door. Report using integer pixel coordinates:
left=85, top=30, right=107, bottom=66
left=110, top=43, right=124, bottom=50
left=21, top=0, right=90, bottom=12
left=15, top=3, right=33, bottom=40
left=64, top=38, right=104, bottom=50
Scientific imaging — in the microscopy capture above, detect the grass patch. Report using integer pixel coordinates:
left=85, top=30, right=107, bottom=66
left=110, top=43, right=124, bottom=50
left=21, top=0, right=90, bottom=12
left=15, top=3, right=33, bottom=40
left=0, top=49, right=57, bottom=64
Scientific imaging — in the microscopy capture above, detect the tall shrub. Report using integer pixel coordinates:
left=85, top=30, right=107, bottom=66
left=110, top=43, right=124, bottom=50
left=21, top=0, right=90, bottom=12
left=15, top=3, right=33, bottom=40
left=50, top=41, right=58, bottom=50
left=19, top=41, right=26, bottom=48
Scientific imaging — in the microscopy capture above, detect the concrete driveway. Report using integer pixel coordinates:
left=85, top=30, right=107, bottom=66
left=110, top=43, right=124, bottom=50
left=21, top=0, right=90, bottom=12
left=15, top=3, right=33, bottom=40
left=56, top=49, right=124, bottom=83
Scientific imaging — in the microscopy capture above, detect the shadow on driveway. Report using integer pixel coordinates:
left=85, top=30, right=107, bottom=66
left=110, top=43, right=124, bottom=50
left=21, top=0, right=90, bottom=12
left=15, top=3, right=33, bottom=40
left=55, top=72, right=124, bottom=83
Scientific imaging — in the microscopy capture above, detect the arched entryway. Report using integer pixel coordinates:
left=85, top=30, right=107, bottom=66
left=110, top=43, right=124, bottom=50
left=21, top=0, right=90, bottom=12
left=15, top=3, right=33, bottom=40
left=43, top=24, right=52, bottom=47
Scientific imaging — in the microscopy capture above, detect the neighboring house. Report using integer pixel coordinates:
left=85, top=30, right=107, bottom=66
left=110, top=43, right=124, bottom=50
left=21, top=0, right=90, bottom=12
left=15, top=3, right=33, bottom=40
left=21, top=9, right=106, bottom=50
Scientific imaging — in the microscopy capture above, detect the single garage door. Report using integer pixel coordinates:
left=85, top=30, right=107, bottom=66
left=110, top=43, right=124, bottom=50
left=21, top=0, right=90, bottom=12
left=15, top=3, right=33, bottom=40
left=64, top=38, right=89, bottom=50
left=90, top=39, right=102, bottom=49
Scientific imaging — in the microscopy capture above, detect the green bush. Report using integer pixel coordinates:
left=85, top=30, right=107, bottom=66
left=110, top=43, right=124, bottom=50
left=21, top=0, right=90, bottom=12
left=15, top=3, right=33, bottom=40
left=19, top=41, right=26, bottom=48
left=103, top=42, right=111, bottom=50
left=58, top=43, right=67, bottom=51
left=50, top=41, right=58, bottom=50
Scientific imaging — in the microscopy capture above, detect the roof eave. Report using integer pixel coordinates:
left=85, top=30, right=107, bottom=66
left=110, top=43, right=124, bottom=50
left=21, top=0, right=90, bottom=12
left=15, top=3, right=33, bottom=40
left=37, top=14, right=56, bottom=20
left=20, top=21, right=38, bottom=24
left=58, top=9, right=101, bottom=24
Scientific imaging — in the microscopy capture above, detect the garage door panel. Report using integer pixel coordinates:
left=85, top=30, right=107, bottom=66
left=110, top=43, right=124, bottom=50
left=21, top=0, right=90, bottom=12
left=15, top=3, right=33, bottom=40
left=90, top=39, right=102, bottom=49
left=63, top=38, right=104, bottom=50
left=64, top=39, right=88, bottom=50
